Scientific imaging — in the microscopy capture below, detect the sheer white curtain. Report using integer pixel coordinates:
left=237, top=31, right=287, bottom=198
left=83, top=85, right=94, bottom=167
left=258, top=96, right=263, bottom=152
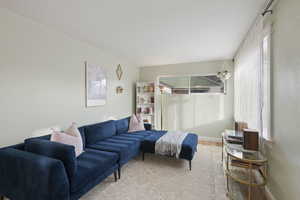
left=261, top=22, right=272, bottom=140
left=234, top=17, right=263, bottom=132
left=235, top=6, right=274, bottom=141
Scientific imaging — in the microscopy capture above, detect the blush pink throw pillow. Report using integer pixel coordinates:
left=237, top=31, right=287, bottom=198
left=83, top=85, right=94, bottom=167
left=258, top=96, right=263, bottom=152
left=50, top=123, right=83, bottom=157
left=65, top=123, right=84, bottom=152
left=128, top=114, right=145, bottom=133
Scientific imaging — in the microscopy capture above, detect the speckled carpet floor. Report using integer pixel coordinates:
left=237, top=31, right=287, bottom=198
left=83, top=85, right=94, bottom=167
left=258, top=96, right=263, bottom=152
left=81, top=144, right=227, bottom=200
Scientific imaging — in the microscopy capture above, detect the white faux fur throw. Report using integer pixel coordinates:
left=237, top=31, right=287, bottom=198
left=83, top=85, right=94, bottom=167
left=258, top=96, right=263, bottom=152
left=155, top=131, right=188, bottom=158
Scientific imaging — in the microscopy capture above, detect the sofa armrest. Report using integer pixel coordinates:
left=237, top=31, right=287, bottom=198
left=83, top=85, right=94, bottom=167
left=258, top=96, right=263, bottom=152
left=0, top=148, right=70, bottom=200
left=24, top=138, right=77, bottom=181
left=144, top=123, right=152, bottom=130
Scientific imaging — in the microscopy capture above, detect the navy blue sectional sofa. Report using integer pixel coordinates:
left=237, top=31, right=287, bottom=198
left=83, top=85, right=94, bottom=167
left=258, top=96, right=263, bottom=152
left=0, top=117, right=197, bottom=200
left=0, top=117, right=153, bottom=200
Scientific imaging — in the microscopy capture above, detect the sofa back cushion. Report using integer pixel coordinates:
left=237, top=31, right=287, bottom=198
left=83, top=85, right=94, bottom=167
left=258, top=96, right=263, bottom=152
left=4, top=143, right=25, bottom=151
left=115, top=117, right=130, bottom=134
left=24, top=138, right=77, bottom=181
left=85, top=120, right=117, bottom=145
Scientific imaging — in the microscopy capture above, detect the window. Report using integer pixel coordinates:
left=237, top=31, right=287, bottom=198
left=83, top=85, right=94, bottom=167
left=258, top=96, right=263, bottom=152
left=190, top=75, right=224, bottom=94
left=160, top=76, right=190, bottom=94
left=234, top=16, right=272, bottom=141
left=159, top=75, right=225, bottom=95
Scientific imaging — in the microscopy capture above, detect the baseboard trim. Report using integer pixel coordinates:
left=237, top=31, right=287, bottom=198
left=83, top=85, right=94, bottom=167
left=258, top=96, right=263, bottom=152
left=198, top=136, right=222, bottom=146
left=265, top=186, right=276, bottom=200
left=198, top=136, right=222, bottom=142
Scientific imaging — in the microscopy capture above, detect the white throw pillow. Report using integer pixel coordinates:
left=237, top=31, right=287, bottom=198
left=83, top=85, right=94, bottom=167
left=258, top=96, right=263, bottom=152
left=64, top=122, right=84, bottom=156
left=51, top=130, right=83, bottom=157
left=65, top=123, right=81, bottom=137
left=128, top=114, right=145, bottom=133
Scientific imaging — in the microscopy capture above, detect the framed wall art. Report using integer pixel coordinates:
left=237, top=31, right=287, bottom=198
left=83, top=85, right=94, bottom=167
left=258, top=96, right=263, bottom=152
left=116, top=64, right=123, bottom=80
left=85, top=61, right=107, bottom=107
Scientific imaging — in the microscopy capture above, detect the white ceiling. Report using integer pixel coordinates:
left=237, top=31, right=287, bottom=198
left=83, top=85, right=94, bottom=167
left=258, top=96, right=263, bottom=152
left=0, top=0, right=265, bottom=66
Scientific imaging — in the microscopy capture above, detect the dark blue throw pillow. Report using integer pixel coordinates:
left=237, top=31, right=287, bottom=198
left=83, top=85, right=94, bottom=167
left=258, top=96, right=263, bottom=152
left=115, top=117, right=130, bottom=134
left=24, top=138, right=77, bottom=180
left=85, top=120, right=117, bottom=145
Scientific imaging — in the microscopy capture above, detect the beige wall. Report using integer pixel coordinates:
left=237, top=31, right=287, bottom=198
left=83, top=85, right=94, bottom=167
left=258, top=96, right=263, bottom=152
left=140, top=60, right=234, bottom=138
left=266, top=0, right=300, bottom=199
left=0, top=8, right=139, bottom=147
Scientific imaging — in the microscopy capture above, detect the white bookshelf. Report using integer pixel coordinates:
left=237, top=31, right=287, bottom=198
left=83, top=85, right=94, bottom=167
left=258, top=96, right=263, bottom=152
left=136, top=82, right=155, bottom=128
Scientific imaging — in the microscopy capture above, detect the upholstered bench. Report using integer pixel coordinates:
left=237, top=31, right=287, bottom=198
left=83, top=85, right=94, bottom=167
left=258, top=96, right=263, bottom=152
left=141, top=130, right=198, bottom=170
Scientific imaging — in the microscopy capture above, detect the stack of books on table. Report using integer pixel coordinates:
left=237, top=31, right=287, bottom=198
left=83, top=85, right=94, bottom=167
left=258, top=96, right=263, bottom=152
left=225, top=130, right=243, bottom=145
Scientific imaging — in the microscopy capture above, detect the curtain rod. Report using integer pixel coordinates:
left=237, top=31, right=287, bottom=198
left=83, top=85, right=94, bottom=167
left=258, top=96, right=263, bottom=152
left=262, top=0, right=275, bottom=16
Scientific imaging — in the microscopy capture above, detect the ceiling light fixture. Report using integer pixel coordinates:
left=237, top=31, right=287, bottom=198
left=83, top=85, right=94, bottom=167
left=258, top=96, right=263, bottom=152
left=217, top=70, right=232, bottom=81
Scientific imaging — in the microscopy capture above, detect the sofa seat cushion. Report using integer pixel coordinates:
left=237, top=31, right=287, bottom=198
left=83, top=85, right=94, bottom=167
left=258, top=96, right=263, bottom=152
left=120, top=130, right=153, bottom=138
left=85, top=120, right=117, bottom=145
left=87, top=138, right=140, bottom=166
left=117, top=134, right=146, bottom=143
left=104, top=138, right=139, bottom=146
left=110, top=135, right=142, bottom=142
left=71, top=149, right=118, bottom=193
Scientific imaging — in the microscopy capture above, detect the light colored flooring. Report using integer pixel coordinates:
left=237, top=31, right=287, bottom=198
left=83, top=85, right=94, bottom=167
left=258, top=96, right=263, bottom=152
left=3, top=144, right=267, bottom=200
left=82, top=144, right=227, bottom=200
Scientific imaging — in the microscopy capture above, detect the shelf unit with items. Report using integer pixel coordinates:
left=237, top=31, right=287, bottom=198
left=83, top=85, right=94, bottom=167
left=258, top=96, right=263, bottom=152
left=136, top=82, right=155, bottom=128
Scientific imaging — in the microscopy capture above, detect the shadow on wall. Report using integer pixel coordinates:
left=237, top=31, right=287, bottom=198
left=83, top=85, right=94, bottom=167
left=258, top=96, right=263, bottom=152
left=264, top=142, right=295, bottom=200
left=184, top=119, right=233, bottom=138
left=162, top=94, right=233, bottom=137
